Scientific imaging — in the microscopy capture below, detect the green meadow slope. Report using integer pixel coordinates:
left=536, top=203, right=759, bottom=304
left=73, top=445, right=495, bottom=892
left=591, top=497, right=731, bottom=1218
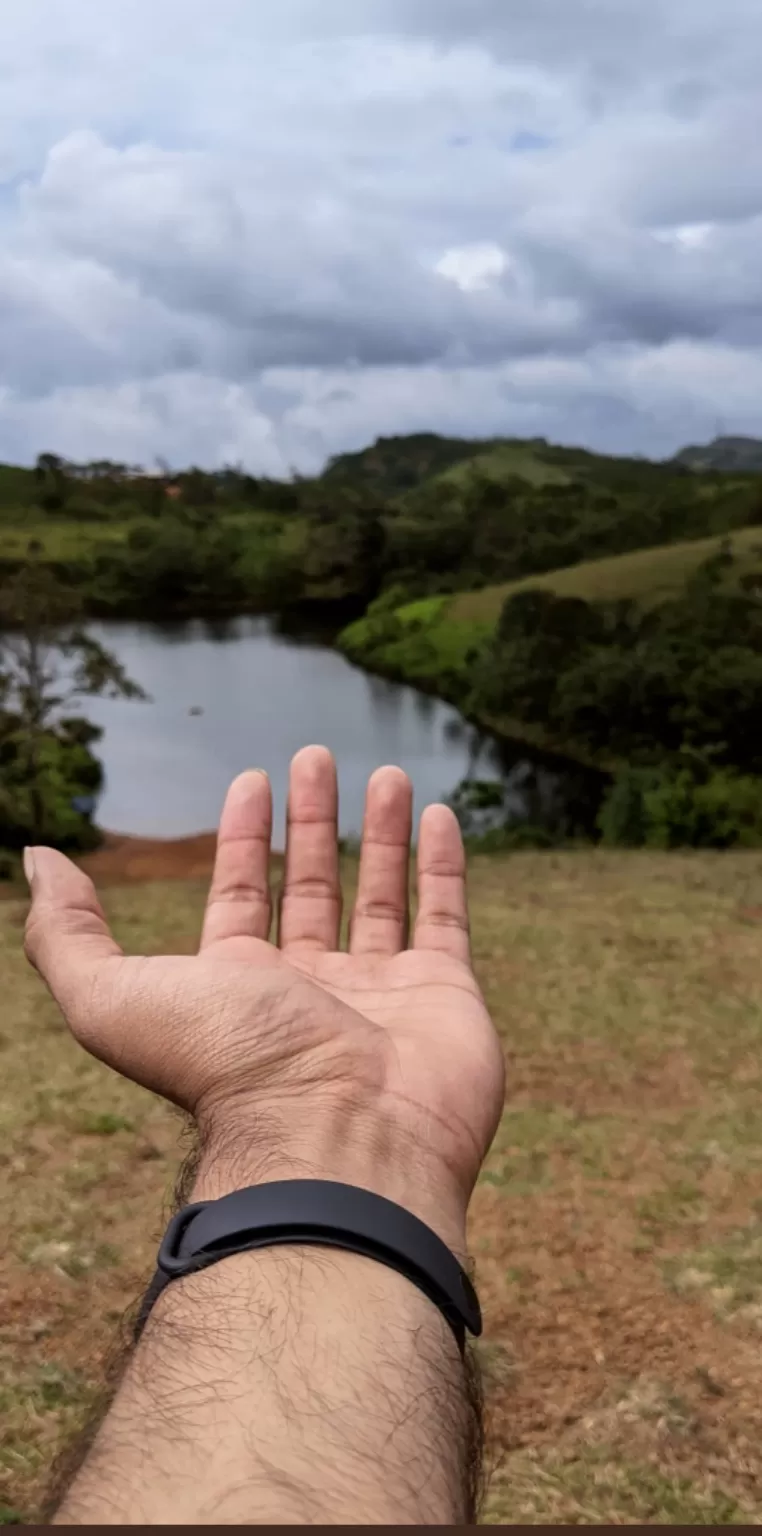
left=339, top=525, right=762, bottom=761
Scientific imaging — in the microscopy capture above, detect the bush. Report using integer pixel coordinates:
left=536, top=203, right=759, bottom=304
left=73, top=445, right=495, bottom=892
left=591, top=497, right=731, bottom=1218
left=447, top=776, right=570, bottom=849
left=464, top=824, right=559, bottom=853
left=599, top=767, right=762, bottom=849
left=366, top=585, right=412, bottom=617
left=597, top=767, right=660, bottom=848
left=0, top=725, right=104, bottom=852
left=62, top=495, right=114, bottom=523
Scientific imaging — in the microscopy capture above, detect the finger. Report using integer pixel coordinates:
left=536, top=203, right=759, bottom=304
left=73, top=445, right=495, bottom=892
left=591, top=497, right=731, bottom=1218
left=201, top=770, right=273, bottom=950
left=23, top=847, right=123, bottom=1023
left=350, top=767, right=412, bottom=955
left=413, top=805, right=471, bottom=964
left=279, top=746, right=341, bottom=952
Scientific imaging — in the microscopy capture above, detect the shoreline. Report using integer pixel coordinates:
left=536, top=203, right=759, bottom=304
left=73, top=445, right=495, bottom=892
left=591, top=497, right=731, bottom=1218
left=77, top=831, right=289, bottom=887
left=78, top=831, right=224, bottom=885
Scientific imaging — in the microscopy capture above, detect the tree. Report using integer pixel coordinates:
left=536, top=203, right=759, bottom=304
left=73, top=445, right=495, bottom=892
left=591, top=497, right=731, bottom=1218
left=124, top=518, right=247, bottom=613
left=0, top=556, right=145, bottom=845
left=34, top=452, right=70, bottom=513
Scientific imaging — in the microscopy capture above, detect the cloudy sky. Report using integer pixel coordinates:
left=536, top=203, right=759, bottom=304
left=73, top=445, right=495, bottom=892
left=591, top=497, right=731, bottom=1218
left=1, top=0, right=761, bottom=474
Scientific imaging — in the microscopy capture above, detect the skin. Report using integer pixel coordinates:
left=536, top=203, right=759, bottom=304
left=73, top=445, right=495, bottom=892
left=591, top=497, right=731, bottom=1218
left=24, top=746, right=506, bottom=1526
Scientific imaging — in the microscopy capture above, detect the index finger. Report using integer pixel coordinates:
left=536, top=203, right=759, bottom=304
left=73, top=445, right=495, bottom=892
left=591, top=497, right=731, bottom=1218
left=201, top=770, right=273, bottom=950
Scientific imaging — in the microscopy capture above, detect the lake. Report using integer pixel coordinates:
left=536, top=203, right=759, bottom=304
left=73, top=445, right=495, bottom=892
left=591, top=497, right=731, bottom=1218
left=81, top=618, right=600, bottom=842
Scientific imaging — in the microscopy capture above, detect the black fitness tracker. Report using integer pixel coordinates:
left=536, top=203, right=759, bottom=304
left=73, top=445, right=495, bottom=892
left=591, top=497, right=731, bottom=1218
left=136, top=1180, right=482, bottom=1354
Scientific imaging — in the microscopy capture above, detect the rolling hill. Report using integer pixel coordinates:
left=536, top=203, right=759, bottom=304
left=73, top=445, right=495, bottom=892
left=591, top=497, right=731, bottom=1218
left=432, top=441, right=571, bottom=490
left=450, top=524, right=762, bottom=623
left=323, top=433, right=713, bottom=502
left=673, top=436, right=762, bottom=474
left=340, top=524, right=762, bottom=698
left=321, top=433, right=505, bottom=499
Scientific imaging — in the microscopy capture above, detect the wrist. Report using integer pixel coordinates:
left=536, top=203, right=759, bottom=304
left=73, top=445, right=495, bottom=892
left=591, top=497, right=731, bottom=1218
left=132, top=1239, right=474, bottom=1526
left=191, top=1093, right=470, bottom=1263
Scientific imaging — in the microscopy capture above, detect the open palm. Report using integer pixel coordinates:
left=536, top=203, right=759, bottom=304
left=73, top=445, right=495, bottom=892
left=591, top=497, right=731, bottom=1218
left=24, top=749, right=505, bottom=1247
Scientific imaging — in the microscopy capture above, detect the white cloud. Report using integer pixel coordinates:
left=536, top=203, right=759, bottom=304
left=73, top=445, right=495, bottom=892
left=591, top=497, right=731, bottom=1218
left=654, top=223, right=715, bottom=250
left=435, top=243, right=508, bottom=293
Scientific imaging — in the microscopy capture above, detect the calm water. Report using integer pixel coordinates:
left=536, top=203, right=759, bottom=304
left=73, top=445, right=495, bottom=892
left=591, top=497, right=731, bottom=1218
left=83, top=618, right=543, bottom=841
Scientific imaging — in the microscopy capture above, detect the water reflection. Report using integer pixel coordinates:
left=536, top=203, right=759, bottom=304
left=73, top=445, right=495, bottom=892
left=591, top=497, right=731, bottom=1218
left=412, top=691, right=436, bottom=725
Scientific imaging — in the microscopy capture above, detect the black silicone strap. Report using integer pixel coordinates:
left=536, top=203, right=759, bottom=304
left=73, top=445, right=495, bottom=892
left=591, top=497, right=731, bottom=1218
left=135, top=1181, right=481, bottom=1353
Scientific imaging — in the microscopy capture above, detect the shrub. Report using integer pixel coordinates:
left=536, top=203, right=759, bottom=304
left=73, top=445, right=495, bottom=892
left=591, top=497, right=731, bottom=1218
left=599, top=767, right=762, bottom=849
left=464, top=824, right=558, bottom=853
left=447, top=776, right=569, bottom=849
left=366, top=585, right=412, bottom=617
left=598, top=767, right=660, bottom=848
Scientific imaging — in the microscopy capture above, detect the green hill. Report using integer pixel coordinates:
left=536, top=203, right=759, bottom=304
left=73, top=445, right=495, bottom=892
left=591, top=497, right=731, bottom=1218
left=322, top=433, right=707, bottom=502
left=433, top=441, right=571, bottom=491
left=340, top=524, right=762, bottom=696
left=673, top=436, right=762, bottom=473
left=321, top=433, right=503, bottom=499
left=451, top=524, right=762, bottom=624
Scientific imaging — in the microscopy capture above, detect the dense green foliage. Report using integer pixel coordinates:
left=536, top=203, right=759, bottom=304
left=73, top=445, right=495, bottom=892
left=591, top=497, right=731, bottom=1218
left=0, top=715, right=104, bottom=853
left=598, top=764, right=762, bottom=849
left=0, top=456, right=391, bottom=618
left=385, top=459, right=762, bottom=595
left=2, top=437, right=762, bottom=623
left=471, top=547, right=762, bottom=773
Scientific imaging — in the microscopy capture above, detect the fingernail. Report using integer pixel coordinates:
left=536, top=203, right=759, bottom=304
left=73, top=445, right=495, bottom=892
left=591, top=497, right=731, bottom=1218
left=23, top=847, right=35, bottom=886
left=240, top=768, right=269, bottom=787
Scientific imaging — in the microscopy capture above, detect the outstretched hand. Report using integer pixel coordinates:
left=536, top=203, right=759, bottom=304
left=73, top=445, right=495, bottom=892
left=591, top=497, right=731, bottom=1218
left=24, top=748, right=505, bottom=1252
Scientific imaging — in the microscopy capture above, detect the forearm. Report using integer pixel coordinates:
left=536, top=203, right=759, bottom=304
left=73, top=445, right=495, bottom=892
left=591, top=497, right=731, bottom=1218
left=53, top=1159, right=483, bottom=1526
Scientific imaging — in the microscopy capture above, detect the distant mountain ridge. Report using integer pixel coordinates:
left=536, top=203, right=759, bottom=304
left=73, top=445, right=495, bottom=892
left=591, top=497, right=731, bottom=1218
left=4, top=432, right=761, bottom=507
left=672, top=436, right=762, bottom=473
left=321, top=432, right=505, bottom=498
left=322, top=431, right=762, bottom=501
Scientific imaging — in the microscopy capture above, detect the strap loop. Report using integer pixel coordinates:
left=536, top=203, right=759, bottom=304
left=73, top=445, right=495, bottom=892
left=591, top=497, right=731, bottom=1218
left=136, top=1180, right=482, bottom=1354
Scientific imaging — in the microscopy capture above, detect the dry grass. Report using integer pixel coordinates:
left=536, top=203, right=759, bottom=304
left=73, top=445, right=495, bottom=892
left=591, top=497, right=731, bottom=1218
left=3, top=852, right=762, bottom=1523
left=451, top=526, right=762, bottom=626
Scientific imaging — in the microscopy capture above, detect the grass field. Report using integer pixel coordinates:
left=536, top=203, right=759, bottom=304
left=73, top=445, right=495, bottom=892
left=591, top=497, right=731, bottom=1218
left=451, top=526, right=762, bottom=625
left=3, top=852, right=762, bottom=1523
left=0, top=521, right=134, bottom=561
left=0, top=510, right=302, bottom=573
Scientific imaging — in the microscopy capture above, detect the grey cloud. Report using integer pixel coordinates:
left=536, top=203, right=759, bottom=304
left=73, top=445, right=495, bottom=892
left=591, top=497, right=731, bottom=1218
left=361, top=0, right=758, bottom=88
left=1, top=0, right=762, bottom=467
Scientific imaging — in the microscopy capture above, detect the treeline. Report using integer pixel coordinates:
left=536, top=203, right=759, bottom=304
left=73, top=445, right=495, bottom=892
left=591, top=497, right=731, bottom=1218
left=385, top=466, right=762, bottom=594
left=2, top=442, right=762, bottom=621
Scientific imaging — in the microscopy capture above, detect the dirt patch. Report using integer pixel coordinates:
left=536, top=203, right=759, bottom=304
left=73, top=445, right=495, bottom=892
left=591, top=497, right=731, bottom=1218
left=79, top=832, right=220, bottom=886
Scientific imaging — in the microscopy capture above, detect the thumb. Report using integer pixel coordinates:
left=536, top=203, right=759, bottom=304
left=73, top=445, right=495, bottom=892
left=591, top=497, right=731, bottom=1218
left=24, top=847, right=123, bottom=1025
